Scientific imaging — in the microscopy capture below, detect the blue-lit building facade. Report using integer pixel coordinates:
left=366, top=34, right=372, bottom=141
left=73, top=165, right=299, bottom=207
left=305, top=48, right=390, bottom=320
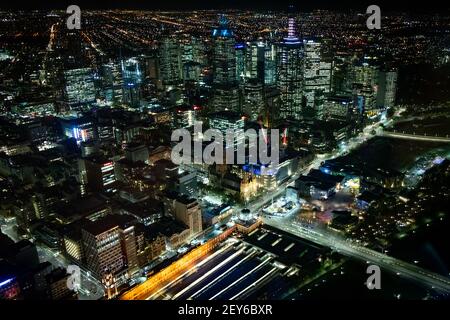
left=122, top=58, right=143, bottom=108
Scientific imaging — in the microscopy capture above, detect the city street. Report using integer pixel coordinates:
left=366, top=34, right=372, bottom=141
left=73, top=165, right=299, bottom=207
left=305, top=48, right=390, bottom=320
left=1, top=220, right=104, bottom=300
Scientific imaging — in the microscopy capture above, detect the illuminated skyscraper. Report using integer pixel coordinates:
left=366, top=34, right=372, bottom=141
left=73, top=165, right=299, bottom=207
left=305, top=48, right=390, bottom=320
left=243, top=78, right=265, bottom=120
left=160, top=38, right=183, bottom=86
left=276, top=15, right=303, bottom=120
left=211, top=15, right=240, bottom=112
left=353, top=56, right=379, bottom=117
left=182, top=36, right=206, bottom=66
left=376, top=69, right=397, bottom=109
left=81, top=215, right=137, bottom=286
left=102, top=62, right=123, bottom=106
left=121, top=58, right=142, bottom=108
left=246, top=41, right=265, bottom=82
left=264, top=43, right=277, bottom=86
left=82, top=220, right=124, bottom=281
left=63, top=68, right=96, bottom=110
left=235, top=43, right=246, bottom=84
left=303, top=39, right=332, bottom=119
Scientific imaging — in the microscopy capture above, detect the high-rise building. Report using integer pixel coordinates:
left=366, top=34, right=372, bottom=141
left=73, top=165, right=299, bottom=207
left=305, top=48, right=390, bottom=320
left=246, top=41, right=265, bottom=82
left=209, top=110, right=245, bottom=135
left=63, top=68, right=96, bottom=110
left=264, top=43, right=277, bottom=86
left=83, top=156, right=117, bottom=193
left=243, top=79, right=265, bottom=120
left=303, top=39, right=332, bottom=119
left=276, top=15, right=303, bottom=120
left=160, top=38, right=182, bottom=86
left=81, top=214, right=139, bottom=283
left=211, top=15, right=240, bottom=112
left=183, top=61, right=202, bottom=83
left=81, top=218, right=125, bottom=281
left=353, top=57, right=379, bottom=117
left=331, top=53, right=353, bottom=95
left=173, top=195, right=202, bottom=237
left=376, top=69, right=397, bottom=109
left=182, top=36, right=206, bottom=66
left=235, top=43, right=246, bottom=84
left=116, top=216, right=139, bottom=276
left=323, top=95, right=353, bottom=121
left=102, top=62, right=123, bottom=106
left=209, top=111, right=245, bottom=150
left=121, top=58, right=142, bottom=108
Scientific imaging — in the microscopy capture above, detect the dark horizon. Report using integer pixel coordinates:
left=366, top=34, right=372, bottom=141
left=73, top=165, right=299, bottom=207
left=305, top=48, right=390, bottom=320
left=1, top=0, right=449, bottom=14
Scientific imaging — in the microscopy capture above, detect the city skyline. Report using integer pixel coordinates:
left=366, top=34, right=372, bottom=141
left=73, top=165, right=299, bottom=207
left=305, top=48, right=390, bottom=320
left=1, top=1, right=450, bottom=12
left=0, top=4, right=449, bottom=305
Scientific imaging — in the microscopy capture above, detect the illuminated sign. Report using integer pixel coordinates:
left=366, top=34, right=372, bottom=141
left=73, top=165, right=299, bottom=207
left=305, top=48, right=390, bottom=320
left=0, top=278, right=14, bottom=288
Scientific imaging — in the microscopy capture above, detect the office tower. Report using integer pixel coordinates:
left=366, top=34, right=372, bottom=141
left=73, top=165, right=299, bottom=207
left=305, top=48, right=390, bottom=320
left=319, top=57, right=332, bottom=94
left=211, top=15, right=240, bottom=112
left=209, top=110, right=245, bottom=134
left=246, top=41, right=265, bottom=82
left=165, top=164, right=199, bottom=196
left=63, top=68, right=96, bottom=110
left=121, top=58, right=142, bottom=108
left=209, top=111, right=245, bottom=151
left=243, top=78, right=265, bottom=120
left=83, top=157, right=117, bottom=193
left=303, top=40, right=321, bottom=109
left=159, top=38, right=182, bottom=86
left=62, top=222, right=84, bottom=264
left=116, top=215, right=139, bottom=276
left=303, top=39, right=332, bottom=119
left=182, top=36, right=206, bottom=66
left=332, top=53, right=354, bottom=95
left=353, top=56, right=379, bottom=117
left=64, top=29, right=86, bottom=68
left=183, top=61, right=202, bottom=83
left=173, top=195, right=202, bottom=237
left=264, top=43, right=277, bottom=86
left=145, top=53, right=160, bottom=80
left=276, top=15, right=303, bottom=120
left=323, top=95, right=353, bottom=121
left=81, top=218, right=125, bottom=281
left=175, top=170, right=198, bottom=196
left=235, top=43, right=246, bottom=84
left=376, top=69, right=397, bottom=108
left=102, top=62, right=123, bottom=106
left=174, top=105, right=197, bottom=128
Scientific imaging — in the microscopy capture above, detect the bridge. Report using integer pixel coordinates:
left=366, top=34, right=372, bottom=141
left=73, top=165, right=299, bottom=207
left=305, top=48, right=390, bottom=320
left=263, top=218, right=450, bottom=294
left=382, top=131, right=450, bottom=143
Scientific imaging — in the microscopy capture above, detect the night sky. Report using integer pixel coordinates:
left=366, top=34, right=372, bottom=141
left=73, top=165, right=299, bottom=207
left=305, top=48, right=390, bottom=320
left=2, top=0, right=449, bottom=13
